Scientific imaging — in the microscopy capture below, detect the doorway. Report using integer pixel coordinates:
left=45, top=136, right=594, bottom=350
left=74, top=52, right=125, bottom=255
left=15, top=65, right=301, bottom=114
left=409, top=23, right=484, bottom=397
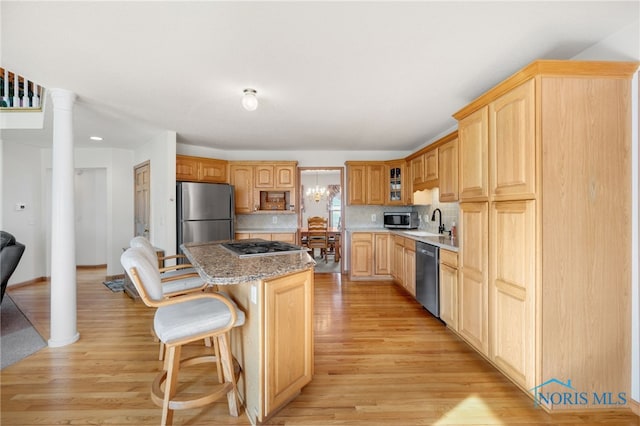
left=298, top=167, right=344, bottom=274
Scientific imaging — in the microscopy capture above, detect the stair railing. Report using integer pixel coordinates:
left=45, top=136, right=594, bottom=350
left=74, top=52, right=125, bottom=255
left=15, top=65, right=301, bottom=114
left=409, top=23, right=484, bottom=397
left=1, top=67, right=43, bottom=109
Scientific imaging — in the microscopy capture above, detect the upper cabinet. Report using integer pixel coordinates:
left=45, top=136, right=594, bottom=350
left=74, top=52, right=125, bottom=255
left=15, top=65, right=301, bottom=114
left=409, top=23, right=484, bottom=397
left=385, top=160, right=409, bottom=205
left=409, top=148, right=438, bottom=191
left=229, top=161, right=298, bottom=214
left=438, top=136, right=458, bottom=202
left=176, top=155, right=228, bottom=183
left=346, top=162, right=385, bottom=205
left=458, top=106, right=489, bottom=201
left=489, top=79, right=535, bottom=201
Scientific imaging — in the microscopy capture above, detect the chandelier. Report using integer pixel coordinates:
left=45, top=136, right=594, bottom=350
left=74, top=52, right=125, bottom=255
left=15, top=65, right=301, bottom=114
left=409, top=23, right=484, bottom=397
left=306, top=173, right=327, bottom=203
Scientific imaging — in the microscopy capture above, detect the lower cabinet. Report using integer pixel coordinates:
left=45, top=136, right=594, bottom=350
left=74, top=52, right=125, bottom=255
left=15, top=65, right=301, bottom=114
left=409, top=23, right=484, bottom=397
left=227, top=269, right=314, bottom=425
left=391, top=235, right=416, bottom=297
left=458, top=202, right=489, bottom=356
left=349, top=232, right=391, bottom=280
left=439, top=249, right=458, bottom=331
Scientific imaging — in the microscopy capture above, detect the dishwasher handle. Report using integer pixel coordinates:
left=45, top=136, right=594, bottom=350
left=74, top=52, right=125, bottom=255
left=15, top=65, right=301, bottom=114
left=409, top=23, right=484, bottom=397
left=418, top=247, right=436, bottom=257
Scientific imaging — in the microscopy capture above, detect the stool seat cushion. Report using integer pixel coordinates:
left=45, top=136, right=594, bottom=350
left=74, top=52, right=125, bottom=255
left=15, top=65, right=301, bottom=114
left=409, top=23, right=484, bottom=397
left=162, top=275, right=204, bottom=295
left=154, top=296, right=245, bottom=344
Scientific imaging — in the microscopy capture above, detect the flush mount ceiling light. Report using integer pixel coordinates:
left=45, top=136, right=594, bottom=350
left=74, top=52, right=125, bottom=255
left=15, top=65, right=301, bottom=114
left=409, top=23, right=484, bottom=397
left=242, top=88, right=258, bottom=111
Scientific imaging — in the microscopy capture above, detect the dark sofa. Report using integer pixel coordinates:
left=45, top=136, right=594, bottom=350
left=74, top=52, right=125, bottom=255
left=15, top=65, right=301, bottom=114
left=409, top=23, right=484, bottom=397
left=1, top=231, right=25, bottom=302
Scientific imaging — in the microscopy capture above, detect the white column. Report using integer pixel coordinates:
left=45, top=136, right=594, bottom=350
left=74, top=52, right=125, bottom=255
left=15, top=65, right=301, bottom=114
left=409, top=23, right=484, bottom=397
left=48, top=88, right=79, bottom=348
left=12, top=74, right=20, bottom=107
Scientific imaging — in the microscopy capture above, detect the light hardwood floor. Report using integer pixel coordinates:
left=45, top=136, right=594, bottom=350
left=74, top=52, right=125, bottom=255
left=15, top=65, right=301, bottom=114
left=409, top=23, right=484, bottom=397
left=2, top=270, right=638, bottom=425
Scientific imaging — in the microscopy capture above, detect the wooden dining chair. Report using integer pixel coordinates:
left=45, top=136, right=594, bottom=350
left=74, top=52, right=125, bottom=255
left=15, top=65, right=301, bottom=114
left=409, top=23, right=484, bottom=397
left=307, top=216, right=329, bottom=263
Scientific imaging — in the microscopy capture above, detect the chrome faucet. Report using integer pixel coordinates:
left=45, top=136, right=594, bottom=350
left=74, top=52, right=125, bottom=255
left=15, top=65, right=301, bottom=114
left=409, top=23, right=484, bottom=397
left=431, top=208, right=445, bottom=234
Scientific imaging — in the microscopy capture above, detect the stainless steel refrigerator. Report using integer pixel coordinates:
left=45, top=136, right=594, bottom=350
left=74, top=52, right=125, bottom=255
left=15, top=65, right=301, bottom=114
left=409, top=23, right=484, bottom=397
left=176, top=182, right=235, bottom=255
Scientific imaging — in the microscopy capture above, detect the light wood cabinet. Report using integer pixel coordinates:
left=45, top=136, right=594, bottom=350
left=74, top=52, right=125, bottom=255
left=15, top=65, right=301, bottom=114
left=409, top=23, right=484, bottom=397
left=391, top=235, right=404, bottom=285
left=227, top=269, right=313, bottom=424
left=410, top=148, right=438, bottom=190
left=453, top=60, right=636, bottom=411
left=385, top=160, right=408, bottom=205
left=264, top=270, right=314, bottom=415
left=229, top=163, right=255, bottom=213
left=458, top=202, right=488, bottom=356
left=255, top=163, right=296, bottom=189
left=374, top=233, right=391, bottom=275
left=229, top=161, right=297, bottom=213
left=424, top=148, right=439, bottom=186
left=176, top=155, right=228, bottom=183
left=438, top=137, right=458, bottom=202
left=403, top=240, right=416, bottom=297
left=439, top=249, right=458, bottom=331
left=490, top=200, right=535, bottom=390
left=346, top=162, right=385, bottom=205
left=489, top=79, right=535, bottom=201
left=390, top=235, right=416, bottom=297
left=349, top=232, right=391, bottom=280
left=458, top=106, right=489, bottom=201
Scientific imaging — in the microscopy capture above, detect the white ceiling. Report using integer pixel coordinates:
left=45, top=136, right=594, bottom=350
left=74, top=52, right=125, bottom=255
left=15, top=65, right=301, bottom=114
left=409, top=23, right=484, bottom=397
left=1, top=1, right=638, bottom=152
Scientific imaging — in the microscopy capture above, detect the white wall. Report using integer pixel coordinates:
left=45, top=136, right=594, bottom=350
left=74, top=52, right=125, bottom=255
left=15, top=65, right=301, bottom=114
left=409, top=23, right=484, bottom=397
left=2, top=141, right=46, bottom=284
left=74, top=168, right=107, bottom=266
left=134, top=131, right=177, bottom=256
left=571, top=19, right=640, bottom=404
left=42, top=147, right=136, bottom=277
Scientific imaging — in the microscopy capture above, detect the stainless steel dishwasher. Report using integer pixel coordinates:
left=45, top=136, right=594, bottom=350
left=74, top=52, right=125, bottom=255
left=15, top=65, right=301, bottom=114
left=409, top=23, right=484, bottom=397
left=415, top=241, right=440, bottom=318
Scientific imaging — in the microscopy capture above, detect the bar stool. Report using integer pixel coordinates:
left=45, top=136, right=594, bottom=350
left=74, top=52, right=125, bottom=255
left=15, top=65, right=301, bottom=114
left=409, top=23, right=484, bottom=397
left=121, top=247, right=245, bottom=425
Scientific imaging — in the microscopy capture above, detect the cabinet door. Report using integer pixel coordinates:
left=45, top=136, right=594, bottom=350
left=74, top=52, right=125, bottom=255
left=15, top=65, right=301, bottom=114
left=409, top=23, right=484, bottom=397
left=439, top=138, right=459, bottom=202
left=459, top=107, right=489, bottom=201
left=230, top=164, right=255, bottom=213
left=411, top=155, right=424, bottom=188
left=439, top=263, right=458, bottom=331
left=350, top=233, right=373, bottom=277
left=347, top=164, right=367, bottom=205
left=199, top=158, right=228, bottom=183
left=386, top=161, right=406, bottom=205
left=490, top=79, right=535, bottom=200
left=176, top=155, right=199, bottom=182
left=255, top=165, right=275, bottom=188
left=366, top=164, right=385, bottom=205
left=459, top=202, right=488, bottom=355
left=490, top=200, right=536, bottom=389
left=264, top=269, right=314, bottom=415
left=424, top=148, right=439, bottom=187
left=275, top=165, right=295, bottom=188
left=392, top=237, right=404, bottom=285
left=374, top=233, right=391, bottom=276
left=403, top=246, right=416, bottom=296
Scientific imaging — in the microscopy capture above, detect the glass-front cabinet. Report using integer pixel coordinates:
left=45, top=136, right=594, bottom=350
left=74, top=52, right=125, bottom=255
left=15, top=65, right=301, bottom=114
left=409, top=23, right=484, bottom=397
left=386, top=160, right=407, bottom=205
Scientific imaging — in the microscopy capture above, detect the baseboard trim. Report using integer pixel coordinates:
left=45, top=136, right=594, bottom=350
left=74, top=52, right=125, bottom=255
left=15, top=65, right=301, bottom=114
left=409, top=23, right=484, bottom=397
left=8, top=276, right=48, bottom=288
left=76, top=264, right=107, bottom=270
left=630, top=398, right=640, bottom=416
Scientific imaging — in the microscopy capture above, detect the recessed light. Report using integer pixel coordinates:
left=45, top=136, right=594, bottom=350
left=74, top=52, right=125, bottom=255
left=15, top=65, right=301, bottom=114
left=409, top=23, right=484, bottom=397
left=89, top=136, right=103, bottom=141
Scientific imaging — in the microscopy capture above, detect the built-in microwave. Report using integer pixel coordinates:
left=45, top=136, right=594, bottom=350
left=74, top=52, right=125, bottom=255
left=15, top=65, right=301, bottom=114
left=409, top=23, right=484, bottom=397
left=383, top=212, right=419, bottom=229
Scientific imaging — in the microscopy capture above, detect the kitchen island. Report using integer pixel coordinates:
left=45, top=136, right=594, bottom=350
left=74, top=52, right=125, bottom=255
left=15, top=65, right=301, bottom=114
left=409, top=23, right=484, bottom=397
left=181, top=240, right=315, bottom=425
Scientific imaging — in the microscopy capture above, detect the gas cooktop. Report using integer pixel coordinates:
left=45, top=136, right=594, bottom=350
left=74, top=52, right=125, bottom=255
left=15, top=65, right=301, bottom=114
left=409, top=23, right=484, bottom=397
left=221, top=240, right=306, bottom=258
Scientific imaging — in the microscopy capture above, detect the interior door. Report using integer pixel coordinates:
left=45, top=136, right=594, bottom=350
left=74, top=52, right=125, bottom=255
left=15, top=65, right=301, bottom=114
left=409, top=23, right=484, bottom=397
left=134, top=161, right=150, bottom=238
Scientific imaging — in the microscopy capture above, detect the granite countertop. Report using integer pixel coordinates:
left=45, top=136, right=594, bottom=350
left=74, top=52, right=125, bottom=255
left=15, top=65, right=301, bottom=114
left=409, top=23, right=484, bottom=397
left=181, top=241, right=316, bottom=285
left=391, top=230, right=459, bottom=252
left=346, top=227, right=459, bottom=252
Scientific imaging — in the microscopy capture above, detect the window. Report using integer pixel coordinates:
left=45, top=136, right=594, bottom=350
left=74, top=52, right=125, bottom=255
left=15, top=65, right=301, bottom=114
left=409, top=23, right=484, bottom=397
left=329, top=191, right=341, bottom=229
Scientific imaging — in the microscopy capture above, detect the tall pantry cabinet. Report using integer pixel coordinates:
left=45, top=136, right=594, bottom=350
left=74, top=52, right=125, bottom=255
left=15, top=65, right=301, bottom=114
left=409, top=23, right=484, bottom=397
left=453, top=60, right=637, bottom=411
